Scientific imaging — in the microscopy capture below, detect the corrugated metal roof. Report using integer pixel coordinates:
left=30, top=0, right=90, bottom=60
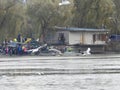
left=55, top=26, right=109, bottom=32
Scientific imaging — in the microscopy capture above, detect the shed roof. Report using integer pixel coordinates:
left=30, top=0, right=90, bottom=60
left=55, top=26, right=109, bottom=32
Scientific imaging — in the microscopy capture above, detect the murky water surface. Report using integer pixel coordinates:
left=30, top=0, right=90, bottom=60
left=0, top=74, right=120, bottom=90
left=0, top=55, right=120, bottom=90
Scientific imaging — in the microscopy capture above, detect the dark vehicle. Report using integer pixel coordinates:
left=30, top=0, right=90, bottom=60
left=0, top=40, right=62, bottom=56
left=7, top=40, right=41, bottom=56
left=109, top=35, right=120, bottom=42
left=7, top=42, right=23, bottom=55
left=29, top=40, right=41, bottom=49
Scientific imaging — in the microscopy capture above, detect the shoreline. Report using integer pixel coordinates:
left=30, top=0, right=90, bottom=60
left=0, top=53, right=119, bottom=60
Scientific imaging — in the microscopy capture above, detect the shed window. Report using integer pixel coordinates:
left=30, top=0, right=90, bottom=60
left=93, top=34, right=106, bottom=41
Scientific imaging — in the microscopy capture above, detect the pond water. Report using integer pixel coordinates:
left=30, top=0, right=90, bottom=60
left=0, top=74, right=120, bottom=90
left=0, top=55, right=120, bottom=90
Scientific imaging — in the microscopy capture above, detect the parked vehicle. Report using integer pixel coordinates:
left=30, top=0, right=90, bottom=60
left=0, top=40, right=62, bottom=56
left=109, top=35, right=120, bottom=42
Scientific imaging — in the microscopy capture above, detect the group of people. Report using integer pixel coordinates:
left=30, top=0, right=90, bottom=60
left=1, top=42, right=28, bottom=56
left=1, top=34, right=32, bottom=56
